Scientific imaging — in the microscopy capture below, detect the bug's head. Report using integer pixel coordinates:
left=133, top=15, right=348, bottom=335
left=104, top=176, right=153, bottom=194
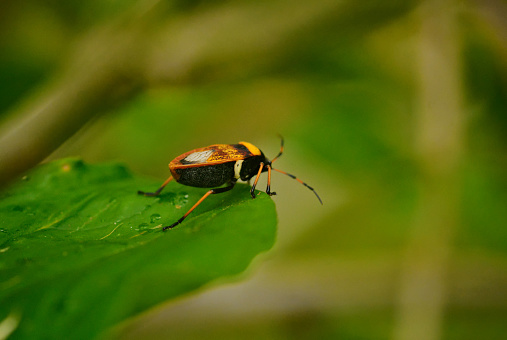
left=261, top=154, right=272, bottom=170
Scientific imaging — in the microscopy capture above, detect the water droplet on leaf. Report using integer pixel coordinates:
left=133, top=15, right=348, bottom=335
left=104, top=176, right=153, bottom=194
left=138, top=223, right=149, bottom=231
left=150, top=214, right=161, bottom=223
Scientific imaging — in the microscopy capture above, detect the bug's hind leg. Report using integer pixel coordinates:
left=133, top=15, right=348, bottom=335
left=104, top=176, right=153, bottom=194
left=138, top=176, right=173, bottom=196
left=163, top=180, right=237, bottom=231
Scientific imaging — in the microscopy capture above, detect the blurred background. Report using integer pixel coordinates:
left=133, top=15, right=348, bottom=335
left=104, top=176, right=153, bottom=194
left=1, top=0, right=506, bottom=339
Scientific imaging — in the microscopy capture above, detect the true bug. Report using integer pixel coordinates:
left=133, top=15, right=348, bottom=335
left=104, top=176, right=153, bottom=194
left=138, top=137, right=322, bottom=230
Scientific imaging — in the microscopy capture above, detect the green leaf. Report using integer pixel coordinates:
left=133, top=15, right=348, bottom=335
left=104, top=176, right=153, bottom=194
left=0, top=159, right=277, bottom=339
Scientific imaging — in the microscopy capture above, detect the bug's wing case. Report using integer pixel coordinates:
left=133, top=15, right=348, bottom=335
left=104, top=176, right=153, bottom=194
left=169, top=144, right=253, bottom=169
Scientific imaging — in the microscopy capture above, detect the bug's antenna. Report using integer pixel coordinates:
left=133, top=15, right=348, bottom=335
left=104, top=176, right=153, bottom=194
left=272, top=168, right=323, bottom=204
left=271, top=135, right=284, bottom=164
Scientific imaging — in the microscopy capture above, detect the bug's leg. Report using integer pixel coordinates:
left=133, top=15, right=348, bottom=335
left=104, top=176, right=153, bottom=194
left=163, top=180, right=237, bottom=231
left=265, top=164, right=276, bottom=196
left=138, top=176, right=173, bottom=197
left=250, top=162, right=264, bottom=199
left=272, top=168, right=323, bottom=205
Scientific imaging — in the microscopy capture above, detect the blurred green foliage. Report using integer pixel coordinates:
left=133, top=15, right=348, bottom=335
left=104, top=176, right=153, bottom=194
left=1, top=0, right=506, bottom=339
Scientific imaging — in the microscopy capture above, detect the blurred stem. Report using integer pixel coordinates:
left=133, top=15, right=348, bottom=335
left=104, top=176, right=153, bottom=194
left=394, top=1, right=464, bottom=340
left=472, top=0, right=507, bottom=60
left=0, top=0, right=165, bottom=187
left=146, top=0, right=351, bottom=83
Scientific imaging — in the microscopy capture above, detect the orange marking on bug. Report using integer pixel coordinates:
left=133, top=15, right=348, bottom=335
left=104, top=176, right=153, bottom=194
left=206, top=145, right=245, bottom=162
left=170, top=144, right=251, bottom=169
left=239, top=141, right=262, bottom=156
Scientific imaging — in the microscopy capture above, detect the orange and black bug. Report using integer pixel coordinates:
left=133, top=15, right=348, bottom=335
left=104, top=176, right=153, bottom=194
left=138, top=137, right=322, bottom=230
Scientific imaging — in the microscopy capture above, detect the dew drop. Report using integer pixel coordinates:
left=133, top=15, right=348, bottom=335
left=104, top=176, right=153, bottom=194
left=175, top=192, right=189, bottom=206
left=138, top=223, right=149, bottom=231
left=150, top=213, right=161, bottom=223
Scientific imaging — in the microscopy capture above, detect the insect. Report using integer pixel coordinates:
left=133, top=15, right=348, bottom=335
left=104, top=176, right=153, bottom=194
left=138, top=137, right=322, bottom=230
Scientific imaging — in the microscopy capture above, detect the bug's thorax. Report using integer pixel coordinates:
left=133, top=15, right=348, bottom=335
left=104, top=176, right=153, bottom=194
left=237, top=153, right=270, bottom=181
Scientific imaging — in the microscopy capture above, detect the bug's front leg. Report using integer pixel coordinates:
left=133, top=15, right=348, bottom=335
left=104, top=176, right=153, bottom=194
left=250, top=163, right=264, bottom=199
left=265, top=164, right=277, bottom=196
